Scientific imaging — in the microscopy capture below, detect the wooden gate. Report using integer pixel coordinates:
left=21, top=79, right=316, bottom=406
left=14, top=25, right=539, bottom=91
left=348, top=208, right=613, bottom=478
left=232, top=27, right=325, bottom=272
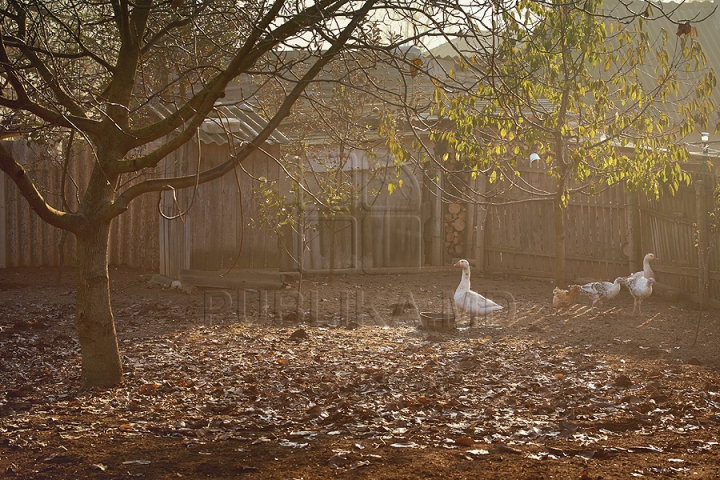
left=294, top=161, right=424, bottom=273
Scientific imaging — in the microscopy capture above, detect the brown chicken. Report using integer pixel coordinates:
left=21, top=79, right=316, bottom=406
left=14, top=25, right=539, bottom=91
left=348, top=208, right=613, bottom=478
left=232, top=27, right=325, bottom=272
left=552, top=285, right=581, bottom=313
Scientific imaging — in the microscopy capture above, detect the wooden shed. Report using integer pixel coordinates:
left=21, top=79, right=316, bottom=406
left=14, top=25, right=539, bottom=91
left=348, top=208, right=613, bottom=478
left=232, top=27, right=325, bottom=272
left=154, top=88, right=435, bottom=281
left=157, top=104, right=287, bottom=279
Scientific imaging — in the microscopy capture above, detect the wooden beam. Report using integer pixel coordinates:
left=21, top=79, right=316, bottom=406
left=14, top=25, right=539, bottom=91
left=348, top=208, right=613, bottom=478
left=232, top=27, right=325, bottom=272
left=639, top=207, right=695, bottom=226
left=696, top=179, right=709, bottom=306
left=484, top=245, right=627, bottom=265
left=429, top=171, right=444, bottom=266
left=465, top=177, right=477, bottom=265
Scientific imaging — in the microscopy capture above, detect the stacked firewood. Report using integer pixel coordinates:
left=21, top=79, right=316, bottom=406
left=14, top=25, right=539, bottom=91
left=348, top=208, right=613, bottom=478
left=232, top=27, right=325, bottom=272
left=444, top=202, right=466, bottom=257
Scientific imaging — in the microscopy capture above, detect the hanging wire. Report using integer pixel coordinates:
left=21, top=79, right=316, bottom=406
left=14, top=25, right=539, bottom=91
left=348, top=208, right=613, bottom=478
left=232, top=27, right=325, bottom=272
left=158, top=128, right=202, bottom=221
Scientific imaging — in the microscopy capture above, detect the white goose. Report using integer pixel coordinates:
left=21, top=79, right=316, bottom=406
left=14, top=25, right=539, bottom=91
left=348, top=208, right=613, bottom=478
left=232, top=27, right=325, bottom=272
left=453, top=259, right=503, bottom=324
left=629, top=253, right=658, bottom=280
left=619, top=276, right=655, bottom=315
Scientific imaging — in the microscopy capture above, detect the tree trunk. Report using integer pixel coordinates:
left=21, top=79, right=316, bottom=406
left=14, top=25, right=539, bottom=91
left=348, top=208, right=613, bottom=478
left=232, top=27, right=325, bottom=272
left=553, top=186, right=566, bottom=287
left=74, top=221, right=123, bottom=388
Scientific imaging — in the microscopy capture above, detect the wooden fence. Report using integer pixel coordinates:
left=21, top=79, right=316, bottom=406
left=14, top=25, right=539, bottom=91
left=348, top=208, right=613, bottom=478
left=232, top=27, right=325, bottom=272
left=480, top=167, right=629, bottom=280
left=1, top=140, right=158, bottom=270
left=472, top=163, right=720, bottom=305
left=158, top=144, right=425, bottom=278
left=637, top=174, right=720, bottom=303
left=4, top=136, right=719, bottom=306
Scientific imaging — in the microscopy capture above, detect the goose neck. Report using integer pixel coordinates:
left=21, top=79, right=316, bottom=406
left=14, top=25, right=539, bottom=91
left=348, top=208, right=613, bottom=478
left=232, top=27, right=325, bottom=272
left=458, top=268, right=471, bottom=290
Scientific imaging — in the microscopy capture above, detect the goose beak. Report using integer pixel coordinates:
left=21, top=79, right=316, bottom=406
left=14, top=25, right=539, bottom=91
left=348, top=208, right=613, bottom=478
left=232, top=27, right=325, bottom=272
left=453, top=261, right=461, bottom=267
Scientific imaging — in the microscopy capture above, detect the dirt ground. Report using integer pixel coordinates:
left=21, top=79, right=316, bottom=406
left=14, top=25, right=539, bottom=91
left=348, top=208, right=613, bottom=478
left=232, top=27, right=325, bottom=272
left=1, top=265, right=720, bottom=479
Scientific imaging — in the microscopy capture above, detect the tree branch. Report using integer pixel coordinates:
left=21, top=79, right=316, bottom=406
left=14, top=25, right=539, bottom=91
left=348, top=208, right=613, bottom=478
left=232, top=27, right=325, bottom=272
left=0, top=16, right=101, bottom=132
left=103, top=0, right=153, bottom=129
left=108, top=0, right=379, bottom=218
left=2, top=3, right=89, bottom=119
left=109, top=0, right=353, bottom=169
left=0, top=142, right=84, bottom=232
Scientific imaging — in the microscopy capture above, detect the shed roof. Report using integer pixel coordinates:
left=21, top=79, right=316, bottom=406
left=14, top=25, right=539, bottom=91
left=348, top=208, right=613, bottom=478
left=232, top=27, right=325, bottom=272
left=148, top=101, right=288, bottom=146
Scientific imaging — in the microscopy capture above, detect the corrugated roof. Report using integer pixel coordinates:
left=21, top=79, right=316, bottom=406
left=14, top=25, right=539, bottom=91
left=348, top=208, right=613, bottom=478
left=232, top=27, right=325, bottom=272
left=147, top=101, right=288, bottom=146
left=429, top=34, right=495, bottom=60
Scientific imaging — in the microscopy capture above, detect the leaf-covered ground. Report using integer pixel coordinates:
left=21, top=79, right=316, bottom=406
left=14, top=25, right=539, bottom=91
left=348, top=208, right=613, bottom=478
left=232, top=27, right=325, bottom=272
left=1, top=266, right=720, bottom=479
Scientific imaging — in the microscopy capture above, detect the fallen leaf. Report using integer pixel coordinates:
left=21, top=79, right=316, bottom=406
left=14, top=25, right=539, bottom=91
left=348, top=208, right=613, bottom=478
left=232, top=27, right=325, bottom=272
left=455, top=436, right=475, bottom=447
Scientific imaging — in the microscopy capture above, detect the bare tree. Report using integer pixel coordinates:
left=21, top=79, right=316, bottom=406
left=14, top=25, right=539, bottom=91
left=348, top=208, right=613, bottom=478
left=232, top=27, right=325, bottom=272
left=0, top=0, right=397, bottom=388
left=3, top=0, right=711, bottom=390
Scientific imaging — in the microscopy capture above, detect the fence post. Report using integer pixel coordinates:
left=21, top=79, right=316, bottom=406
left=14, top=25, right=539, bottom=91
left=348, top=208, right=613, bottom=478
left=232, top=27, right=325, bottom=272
left=696, top=179, right=708, bottom=303
left=473, top=175, right=489, bottom=272
left=626, top=189, right=641, bottom=274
